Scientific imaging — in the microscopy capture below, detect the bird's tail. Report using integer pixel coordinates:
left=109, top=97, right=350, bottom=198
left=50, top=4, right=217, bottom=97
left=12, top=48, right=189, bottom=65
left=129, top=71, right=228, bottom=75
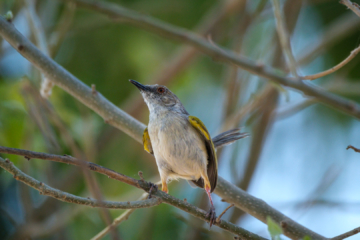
left=212, top=128, right=249, bottom=149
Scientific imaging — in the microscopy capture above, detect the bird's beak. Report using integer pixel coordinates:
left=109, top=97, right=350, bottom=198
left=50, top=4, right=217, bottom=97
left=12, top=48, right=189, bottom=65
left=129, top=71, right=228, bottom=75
left=129, top=79, right=150, bottom=92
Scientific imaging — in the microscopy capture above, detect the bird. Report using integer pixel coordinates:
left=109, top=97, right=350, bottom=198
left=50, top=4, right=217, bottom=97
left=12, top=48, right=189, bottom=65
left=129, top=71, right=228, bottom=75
left=130, top=79, right=248, bottom=226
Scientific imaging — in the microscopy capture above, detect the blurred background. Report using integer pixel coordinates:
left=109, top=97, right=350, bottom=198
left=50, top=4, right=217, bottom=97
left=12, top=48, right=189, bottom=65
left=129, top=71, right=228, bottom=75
left=0, top=0, right=360, bottom=239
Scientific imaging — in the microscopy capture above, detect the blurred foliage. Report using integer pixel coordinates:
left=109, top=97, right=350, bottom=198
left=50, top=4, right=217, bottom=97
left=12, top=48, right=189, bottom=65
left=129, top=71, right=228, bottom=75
left=1, top=0, right=360, bottom=240
left=266, top=216, right=283, bottom=240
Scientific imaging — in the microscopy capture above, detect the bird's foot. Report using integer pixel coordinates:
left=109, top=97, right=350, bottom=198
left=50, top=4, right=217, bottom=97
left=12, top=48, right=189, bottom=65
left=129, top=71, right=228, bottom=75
left=147, top=182, right=158, bottom=199
left=206, top=206, right=217, bottom=227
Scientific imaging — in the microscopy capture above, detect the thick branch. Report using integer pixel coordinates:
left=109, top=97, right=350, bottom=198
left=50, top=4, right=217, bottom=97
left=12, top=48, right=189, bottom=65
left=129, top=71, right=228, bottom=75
left=0, top=148, right=265, bottom=240
left=0, top=157, right=161, bottom=209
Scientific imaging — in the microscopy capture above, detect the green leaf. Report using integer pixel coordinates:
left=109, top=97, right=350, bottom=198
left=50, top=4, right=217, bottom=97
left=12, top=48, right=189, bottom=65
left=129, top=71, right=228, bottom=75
left=267, top=216, right=283, bottom=240
left=303, top=236, right=312, bottom=240
left=4, top=11, right=13, bottom=21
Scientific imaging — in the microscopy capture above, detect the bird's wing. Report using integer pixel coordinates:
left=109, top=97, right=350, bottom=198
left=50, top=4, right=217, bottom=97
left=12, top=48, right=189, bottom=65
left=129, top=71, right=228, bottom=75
left=188, top=116, right=217, bottom=192
left=143, top=127, right=153, bottom=155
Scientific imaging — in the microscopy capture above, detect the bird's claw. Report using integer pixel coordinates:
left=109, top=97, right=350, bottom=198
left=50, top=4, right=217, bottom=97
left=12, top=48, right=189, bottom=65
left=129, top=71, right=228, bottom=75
left=206, top=206, right=217, bottom=227
left=147, top=182, right=158, bottom=199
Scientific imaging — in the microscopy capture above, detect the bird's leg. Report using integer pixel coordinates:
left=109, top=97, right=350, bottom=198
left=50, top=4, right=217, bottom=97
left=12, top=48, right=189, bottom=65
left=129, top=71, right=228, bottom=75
left=161, top=178, right=168, bottom=194
left=205, top=184, right=216, bottom=227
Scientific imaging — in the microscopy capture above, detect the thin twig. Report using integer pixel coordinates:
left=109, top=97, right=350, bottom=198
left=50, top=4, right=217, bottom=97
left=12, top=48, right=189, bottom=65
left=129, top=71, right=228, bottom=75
left=330, top=226, right=360, bottom=240
left=216, top=204, right=234, bottom=223
left=24, top=0, right=54, bottom=98
left=302, top=45, right=360, bottom=80
left=91, top=193, right=148, bottom=240
left=346, top=145, right=360, bottom=153
left=0, top=147, right=266, bottom=240
left=0, top=157, right=162, bottom=209
left=271, top=0, right=298, bottom=77
left=91, top=84, right=97, bottom=95
left=340, top=0, right=360, bottom=18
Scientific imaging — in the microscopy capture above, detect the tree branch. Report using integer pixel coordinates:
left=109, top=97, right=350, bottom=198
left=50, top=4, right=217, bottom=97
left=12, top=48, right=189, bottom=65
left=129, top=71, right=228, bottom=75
left=0, top=147, right=266, bottom=240
left=330, top=226, right=360, bottom=240
left=0, top=157, right=162, bottom=209
left=54, top=0, right=360, bottom=120
left=302, top=45, right=360, bottom=80
left=346, top=145, right=360, bottom=153
left=216, top=204, right=234, bottom=223
left=340, top=0, right=360, bottom=18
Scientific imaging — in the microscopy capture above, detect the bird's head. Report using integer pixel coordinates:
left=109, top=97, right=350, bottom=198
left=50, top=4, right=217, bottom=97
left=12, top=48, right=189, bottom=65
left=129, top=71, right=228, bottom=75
left=129, top=80, right=188, bottom=114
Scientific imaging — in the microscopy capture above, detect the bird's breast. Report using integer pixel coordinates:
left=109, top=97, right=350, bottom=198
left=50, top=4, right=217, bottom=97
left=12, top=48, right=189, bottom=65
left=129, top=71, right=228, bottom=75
left=148, top=113, right=207, bottom=178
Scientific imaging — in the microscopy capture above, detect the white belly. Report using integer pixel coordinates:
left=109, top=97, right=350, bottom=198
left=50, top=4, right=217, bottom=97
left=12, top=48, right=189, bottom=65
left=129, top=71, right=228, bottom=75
left=148, top=114, right=207, bottom=181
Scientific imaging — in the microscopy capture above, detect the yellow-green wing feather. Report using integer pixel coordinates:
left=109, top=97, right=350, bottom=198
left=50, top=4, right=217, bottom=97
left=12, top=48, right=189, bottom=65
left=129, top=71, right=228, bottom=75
left=143, top=127, right=153, bottom=155
left=188, top=116, right=217, bottom=192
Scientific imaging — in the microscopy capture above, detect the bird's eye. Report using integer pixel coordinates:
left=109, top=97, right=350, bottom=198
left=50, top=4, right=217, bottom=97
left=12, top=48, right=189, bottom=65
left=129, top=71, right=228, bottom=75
left=157, top=87, right=165, bottom=94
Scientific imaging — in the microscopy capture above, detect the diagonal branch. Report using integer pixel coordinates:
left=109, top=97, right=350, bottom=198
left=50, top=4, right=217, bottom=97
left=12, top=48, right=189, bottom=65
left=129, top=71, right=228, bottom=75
left=0, top=157, right=162, bottom=209
left=56, top=0, right=360, bottom=120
